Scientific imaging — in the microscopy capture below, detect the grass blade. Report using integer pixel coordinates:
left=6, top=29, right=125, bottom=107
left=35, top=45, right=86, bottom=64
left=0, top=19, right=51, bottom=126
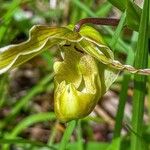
left=77, top=120, right=83, bottom=150
left=72, top=0, right=96, bottom=18
left=131, top=0, right=149, bottom=150
left=48, top=121, right=59, bottom=146
left=110, top=12, right=126, bottom=50
left=114, top=32, right=137, bottom=138
left=0, top=0, right=21, bottom=43
left=9, top=112, right=56, bottom=138
left=0, top=138, right=57, bottom=149
left=59, top=120, right=76, bottom=150
left=72, top=0, right=131, bottom=54
left=2, top=112, right=56, bottom=150
left=0, top=74, right=53, bottom=129
left=0, top=74, right=8, bottom=107
left=96, top=2, right=112, bottom=17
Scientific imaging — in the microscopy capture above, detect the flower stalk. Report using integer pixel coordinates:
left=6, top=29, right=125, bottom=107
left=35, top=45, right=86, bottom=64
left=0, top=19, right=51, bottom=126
left=74, top=18, right=120, bottom=32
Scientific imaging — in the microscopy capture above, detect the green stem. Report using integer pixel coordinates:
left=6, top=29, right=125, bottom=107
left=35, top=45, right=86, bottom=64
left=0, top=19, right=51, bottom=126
left=77, top=120, right=83, bottom=150
left=0, top=138, right=57, bottom=150
left=0, top=74, right=8, bottom=107
left=114, top=74, right=130, bottom=138
left=107, top=11, right=130, bottom=138
left=59, top=120, right=76, bottom=150
left=110, top=12, right=126, bottom=50
left=131, top=0, right=149, bottom=150
left=114, top=32, right=137, bottom=138
left=48, top=121, right=58, bottom=146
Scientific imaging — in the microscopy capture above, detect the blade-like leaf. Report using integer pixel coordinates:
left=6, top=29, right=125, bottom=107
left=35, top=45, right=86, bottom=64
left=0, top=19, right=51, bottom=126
left=108, top=0, right=142, bottom=31
left=106, top=138, right=121, bottom=150
left=107, top=0, right=126, bottom=11
left=126, top=0, right=142, bottom=31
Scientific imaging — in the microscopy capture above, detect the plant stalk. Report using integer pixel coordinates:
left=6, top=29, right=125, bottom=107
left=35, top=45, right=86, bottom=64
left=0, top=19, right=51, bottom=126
left=131, top=0, right=149, bottom=150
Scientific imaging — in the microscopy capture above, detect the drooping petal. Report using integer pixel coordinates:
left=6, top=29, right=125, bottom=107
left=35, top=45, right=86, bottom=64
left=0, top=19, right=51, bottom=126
left=0, top=25, right=81, bottom=74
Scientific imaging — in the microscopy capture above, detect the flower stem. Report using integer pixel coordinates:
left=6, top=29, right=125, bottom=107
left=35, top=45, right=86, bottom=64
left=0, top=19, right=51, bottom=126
left=59, top=120, right=76, bottom=150
left=74, top=18, right=120, bottom=32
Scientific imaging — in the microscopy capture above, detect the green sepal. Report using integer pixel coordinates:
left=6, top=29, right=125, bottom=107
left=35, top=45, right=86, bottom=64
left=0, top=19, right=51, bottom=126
left=0, top=25, right=81, bottom=74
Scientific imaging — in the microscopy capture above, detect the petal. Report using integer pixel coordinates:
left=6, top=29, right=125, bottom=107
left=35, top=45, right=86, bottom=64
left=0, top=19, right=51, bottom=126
left=0, top=25, right=81, bottom=74
left=54, top=44, right=101, bottom=122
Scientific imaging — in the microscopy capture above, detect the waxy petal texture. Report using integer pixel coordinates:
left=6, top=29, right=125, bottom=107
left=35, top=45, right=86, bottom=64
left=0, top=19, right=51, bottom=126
left=0, top=24, right=150, bottom=121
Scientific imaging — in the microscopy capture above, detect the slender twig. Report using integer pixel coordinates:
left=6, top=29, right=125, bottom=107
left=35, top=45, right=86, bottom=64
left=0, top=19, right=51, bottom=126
left=74, top=18, right=120, bottom=32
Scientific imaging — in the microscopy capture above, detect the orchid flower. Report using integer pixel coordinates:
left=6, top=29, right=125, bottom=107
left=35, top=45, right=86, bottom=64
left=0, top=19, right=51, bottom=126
left=0, top=19, right=150, bottom=122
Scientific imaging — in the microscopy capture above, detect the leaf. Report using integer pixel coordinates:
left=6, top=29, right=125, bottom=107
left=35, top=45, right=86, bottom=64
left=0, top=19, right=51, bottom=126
left=59, top=120, right=76, bottom=150
left=126, top=0, right=142, bottom=31
left=107, top=0, right=126, bottom=11
left=106, top=138, right=122, bottom=150
left=108, top=0, right=142, bottom=31
left=131, top=0, right=149, bottom=149
left=8, top=112, right=56, bottom=138
left=86, top=142, right=109, bottom=150
left=0, top=138, right=56, bottom=149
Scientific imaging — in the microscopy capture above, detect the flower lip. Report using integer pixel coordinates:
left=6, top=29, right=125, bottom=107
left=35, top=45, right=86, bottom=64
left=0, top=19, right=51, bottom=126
left=54, top=43, right=101, bottom=122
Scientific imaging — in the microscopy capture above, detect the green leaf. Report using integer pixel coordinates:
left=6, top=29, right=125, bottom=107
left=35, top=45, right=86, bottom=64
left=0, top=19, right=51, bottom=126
left=126, top=0, right=142, bottom=31
left=108, top=0, right=142, bottom=31
left=107, top=0, right=127, bottom=11
left=86, top=142, right=109, bottom=150
left=0, top=138, right=56, bottom=149
left=106, top=138, right=122, bottom=150
left=59, top=120, right=76, bottom=150
left=56, top=141, right=109, bottom=150
left=131, top=0, right=149, bottom=149
left=8, top=112, right=56, bottom=138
